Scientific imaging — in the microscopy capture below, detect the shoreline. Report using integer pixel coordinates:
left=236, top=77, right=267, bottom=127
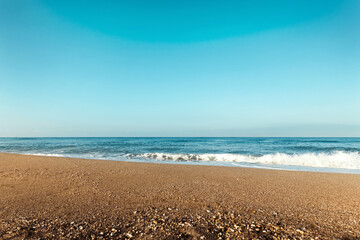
left=1, top=152, right=360, bottom=238
left=2, top=152, right=360, bottom=175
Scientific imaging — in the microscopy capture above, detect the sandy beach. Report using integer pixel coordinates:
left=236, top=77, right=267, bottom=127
left=0, top=152, right=360, bottom=239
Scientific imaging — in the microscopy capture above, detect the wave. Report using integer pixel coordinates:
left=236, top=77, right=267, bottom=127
left=301, top=140, right=340, bottom=143
left=127, top=151, right=360, bottom=170
left=288, top=146, right=359, bottom=152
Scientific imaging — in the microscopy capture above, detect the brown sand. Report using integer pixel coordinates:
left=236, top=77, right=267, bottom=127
left=0, top=153, right=360, bottom=239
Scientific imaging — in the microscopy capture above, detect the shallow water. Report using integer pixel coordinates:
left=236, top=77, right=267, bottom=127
left=0, top=137, right=359, bottom=174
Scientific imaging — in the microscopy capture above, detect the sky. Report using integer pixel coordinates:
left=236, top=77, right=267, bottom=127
left=0, top=0, right=359, bottom=137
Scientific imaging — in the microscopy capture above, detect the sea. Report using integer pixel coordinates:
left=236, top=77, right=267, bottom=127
left=0, top=137, right=359, bottom=174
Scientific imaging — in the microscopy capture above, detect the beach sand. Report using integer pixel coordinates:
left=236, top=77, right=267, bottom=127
left=0, top=153, right=359, bottom=239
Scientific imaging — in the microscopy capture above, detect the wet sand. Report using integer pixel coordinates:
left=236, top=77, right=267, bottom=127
left=0, top=153, right=360, bottom=239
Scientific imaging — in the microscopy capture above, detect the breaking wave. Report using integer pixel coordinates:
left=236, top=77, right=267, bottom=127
left=127, top=151, right=360, bottom=170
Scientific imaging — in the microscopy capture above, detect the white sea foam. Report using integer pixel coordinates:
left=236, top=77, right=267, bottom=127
left=30, top=153, right=65, bottom=157
left=20, top=151, right=360, bottom=171
left=129, top=151, right=360, bottom=169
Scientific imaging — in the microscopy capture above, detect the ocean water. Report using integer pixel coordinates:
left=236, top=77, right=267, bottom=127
left=0, top=137, right=359, bottom=174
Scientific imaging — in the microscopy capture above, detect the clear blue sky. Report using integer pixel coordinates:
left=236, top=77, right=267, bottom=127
left=0, top=0, right=359, bottom=137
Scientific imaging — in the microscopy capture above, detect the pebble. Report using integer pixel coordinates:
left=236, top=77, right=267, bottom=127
left=0, top=207, right=356, bottom=239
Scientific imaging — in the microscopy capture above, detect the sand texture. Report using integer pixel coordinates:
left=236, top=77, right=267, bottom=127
left=1, top=153, right=360, bottom=239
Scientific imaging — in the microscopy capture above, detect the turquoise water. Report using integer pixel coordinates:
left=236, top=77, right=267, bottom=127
left=0, top=137, right=359, bottom=174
